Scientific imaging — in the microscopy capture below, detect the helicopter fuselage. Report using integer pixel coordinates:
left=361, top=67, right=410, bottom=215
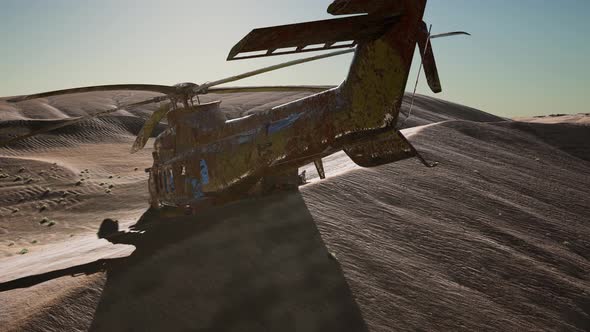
left=149, top=86, right=364, bottom=208
left=147, top=0, right=431, bottom=210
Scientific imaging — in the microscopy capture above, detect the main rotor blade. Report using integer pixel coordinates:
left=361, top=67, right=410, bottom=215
left=430, top=31, right=471, bottom=39
left=8, top=48, right=355, bottom=104
left=130, top=102, right=173, bottom=154
left=7, top=84, right=175, bottom=103
left=195, top=48, right=355, bottom=93
left=0, top=96, right=168, bottom=147
left=207, top=85, right=336, bottom=94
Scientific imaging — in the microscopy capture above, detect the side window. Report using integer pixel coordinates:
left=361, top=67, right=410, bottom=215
left=163, top=170, right=168, bottom=193
left=169, top=169, right=175, bottom=192
left=155, top=170, right=161, bottom=190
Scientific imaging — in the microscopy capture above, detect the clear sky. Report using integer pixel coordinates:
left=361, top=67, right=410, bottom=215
left=1, top=0, right=588, bottom=117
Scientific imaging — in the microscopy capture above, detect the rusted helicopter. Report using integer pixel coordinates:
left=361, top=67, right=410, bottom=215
left=3, top=0, right=468, bottom=212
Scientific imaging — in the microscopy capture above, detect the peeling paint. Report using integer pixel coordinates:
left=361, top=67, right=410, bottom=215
left=200, top=160, right=210, bottom=185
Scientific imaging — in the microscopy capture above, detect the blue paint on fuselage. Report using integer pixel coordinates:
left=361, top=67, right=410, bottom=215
left=268, top=112, right=303, bottom=135
left=200, top=160, right=210, bottom=185
left=191, top=178, right=203, bottom=199
left=237, top=128, right=258, bottom=145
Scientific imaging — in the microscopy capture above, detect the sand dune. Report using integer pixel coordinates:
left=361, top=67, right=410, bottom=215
left=304, top=120, right=590, bottom=331
left=515, top=113, right=590, bottom=126
left=0, top=90, right=588, bottom=331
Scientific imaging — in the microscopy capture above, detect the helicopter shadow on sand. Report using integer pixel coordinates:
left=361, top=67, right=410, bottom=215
left=1, top=191, right=368, bottom=332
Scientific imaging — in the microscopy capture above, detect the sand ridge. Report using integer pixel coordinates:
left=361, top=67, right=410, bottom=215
left=515, top=113, right=590, bottom=125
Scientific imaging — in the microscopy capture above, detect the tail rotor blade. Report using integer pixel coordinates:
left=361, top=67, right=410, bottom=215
left=417, top=23, right=441, bottom=94
left=430, top=31, right=471, bottom=39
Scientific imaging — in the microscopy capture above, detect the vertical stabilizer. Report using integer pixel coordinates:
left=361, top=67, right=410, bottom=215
left=340, top=0, right=428, bottom=130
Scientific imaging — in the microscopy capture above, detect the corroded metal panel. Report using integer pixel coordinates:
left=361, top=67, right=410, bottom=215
left=338, top=0, right=427, bottom=131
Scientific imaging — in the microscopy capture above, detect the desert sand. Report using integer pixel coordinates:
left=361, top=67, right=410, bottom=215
left=515, top=113, right=590, bottom=126
left=0, top=90, right=588, bottom=331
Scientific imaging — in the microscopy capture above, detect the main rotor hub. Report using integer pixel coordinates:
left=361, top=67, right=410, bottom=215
left=169, top=82, right=201, bottom=108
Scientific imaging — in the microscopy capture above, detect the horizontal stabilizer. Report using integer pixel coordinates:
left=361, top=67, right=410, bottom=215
left=344, top=130, right=415, bottom=168
left=228, top=14, right=399, bottom=60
